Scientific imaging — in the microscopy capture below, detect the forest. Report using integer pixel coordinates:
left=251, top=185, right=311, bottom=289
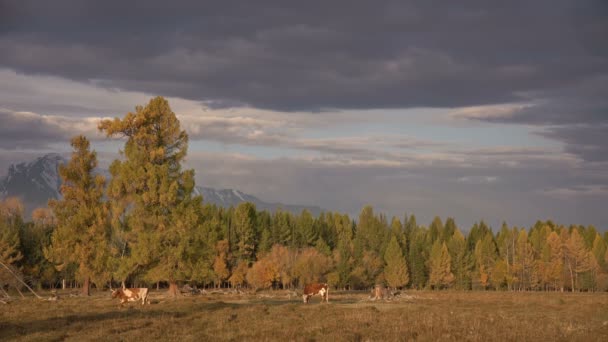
left=1, top=97, right=607, bottom=297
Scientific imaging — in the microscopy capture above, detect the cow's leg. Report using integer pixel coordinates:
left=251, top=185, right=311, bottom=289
left=302, top=294, right=307, bottom=303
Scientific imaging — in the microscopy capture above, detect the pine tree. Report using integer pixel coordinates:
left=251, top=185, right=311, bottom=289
left=233, top=202, right=257, bottom=262
left=428, top=216, right=443, bottom=244
left=474, top=235, right=497, bottom=290
left=592, top=234, right=607, bottom=271
left=408, top=227, right=428, bottom=289
left=0, top=198, right=25, bottom=293
left=212, top=239, right=231, bottom=288
left=448, top=228, right=472, bottom=290
left=429, top=241, right=454, bottom=289
left=99, top=96, right=202, bottom=297
left=514, top=230, right=535, bottom=290
left=442, top=218, right=457, bottom=243
left=383, top=235, right=409, bottom=288
left=21, top=208, right=58, bottom=288
left=353, top=206, right=386, bottom=258
left=332, top=239, right=354, bottom=289
left=298, top=209, right=317, bottom=247
left=496, top=223, right=517, bottom=290
left=565, top=229, right=592, bottom=292
left=390, top=216, right=406, bottom=252
left=45, top=136, right=111, bottom=296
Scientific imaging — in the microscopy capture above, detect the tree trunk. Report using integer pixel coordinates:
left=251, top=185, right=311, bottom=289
left=82, top=277, right=91, bottom=296
left=62, top=279, right=66, bottom=290
left=167, top=281, right=180, bottom=298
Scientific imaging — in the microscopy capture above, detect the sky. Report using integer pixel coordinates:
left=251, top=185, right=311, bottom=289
left=0, top=0, right=607, bottom=230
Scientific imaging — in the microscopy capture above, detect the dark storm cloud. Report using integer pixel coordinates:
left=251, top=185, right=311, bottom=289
left=458, top=75, right=608, bottom=161
left=1, top=0, right=606, bottom=111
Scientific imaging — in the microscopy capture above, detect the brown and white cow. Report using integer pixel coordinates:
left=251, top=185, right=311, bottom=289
left=111, top=287, right=149, bottom=305
left=302, top=283, right=329, bottom=303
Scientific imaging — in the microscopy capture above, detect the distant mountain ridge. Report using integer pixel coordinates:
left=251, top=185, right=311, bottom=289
left=194, top=187, right=321, bottom=216
left=0, top=154, right=321, bottom=216
left=0, top=154, right=65, bottom=212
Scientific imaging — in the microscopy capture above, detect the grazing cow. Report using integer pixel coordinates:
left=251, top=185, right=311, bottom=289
left=111, top=287, right=149, bottom=305
left=303, top=283, right=329, bottom=303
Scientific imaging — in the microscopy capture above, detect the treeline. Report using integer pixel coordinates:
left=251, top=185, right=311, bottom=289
left=1, top=97, right=607, bottom=295
left=2, top=196, right=607, bottom=293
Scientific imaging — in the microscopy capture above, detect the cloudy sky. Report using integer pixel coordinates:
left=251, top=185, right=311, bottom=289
left=1, top=0, right=606, bottom=229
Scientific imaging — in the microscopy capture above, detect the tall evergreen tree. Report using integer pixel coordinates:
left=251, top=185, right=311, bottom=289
left=448, top=228, right=472, bottom=290
left=233, top=202, right=257, bottom=263
left=298, top=209, right=317, bottom=247
left=565, top=229, right=592, bottom=292
left=45, top=136, right=111, bottom=296
left=514, top=230, right=536, bottom=290
left=0, top=198, right=24, bottom=290
left=408, top=227, right=428, bottom=289
left=428, top=216, right=443, bottom=244
left=429, top=241, right=454, bottom=289
left=383, top=235, right=409, bottom=288
left=474, top=235, right=497, bottom=290
left=99, top=96, right=201, bottom=296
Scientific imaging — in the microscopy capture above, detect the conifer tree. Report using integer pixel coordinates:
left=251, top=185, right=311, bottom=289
left=99, top=96, right=201, bottom=296
left=332, top=239, right=354, bottom=289
left=46, top=136, right=111, bottom=296
left=233, top=202, right=257, bottom=262
left=591, top=234, right=607, bottom=271
left=354, top=206, right=385, bottom=258
left=429, top=241, right=454, bottom=289
left=0, top=198, right=24, bottom=289
left=448, top=228, right=472, bottom=290
left=428, top=216, right=443, bottom=243
left=408, top=227, right=428, bottom=289
left=298, top=209, right=317, bottom=247
left=21, top=208, right=57, bottom=288
left=442, top=218, right=457, bottom=243
left=514, top=230, right=535, bottom=290
left=212, top=239, right=231, bottom=288
left=474, top=235, right=497, bottom=290
left=565, top=229, right=592, bottom=292
left=383, top=235, right=409, bottom=288
left=390, top=216, right=406, bottom=252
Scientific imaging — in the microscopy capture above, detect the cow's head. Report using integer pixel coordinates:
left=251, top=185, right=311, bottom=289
left=111, top=289, right=121, bottom=298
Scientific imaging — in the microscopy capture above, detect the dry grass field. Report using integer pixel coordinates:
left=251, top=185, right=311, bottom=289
left=2, top=289, right=608, bottom=341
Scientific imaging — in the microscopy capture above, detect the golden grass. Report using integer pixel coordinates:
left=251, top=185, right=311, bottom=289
left=1, top=290, right=608, bottom=341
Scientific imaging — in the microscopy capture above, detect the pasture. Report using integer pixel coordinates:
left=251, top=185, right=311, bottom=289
left=1, top=290, right=608, bottom=341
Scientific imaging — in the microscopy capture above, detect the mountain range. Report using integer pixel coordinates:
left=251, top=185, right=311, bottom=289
left=0, top=154, right=321, bottom=217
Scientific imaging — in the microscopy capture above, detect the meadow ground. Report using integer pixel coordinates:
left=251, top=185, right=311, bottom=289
left=1, top=289, right=608, bottom=341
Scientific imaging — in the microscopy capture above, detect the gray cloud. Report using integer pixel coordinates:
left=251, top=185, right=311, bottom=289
left=455, top=76, right=608, bottom=161
left=186, top=151, right=608, bottom=229
left=1, top=0, right=606, bottom=111
left=0, top=108, right=105, bottom=149
left=0, top=109, right=69, bottom=149
left=1, top=0, right=607, bottom=228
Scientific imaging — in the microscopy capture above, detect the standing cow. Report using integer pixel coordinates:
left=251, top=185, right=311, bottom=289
left=111, top=287, right=149, bottom=305
left=302, top=283, right=329, bottom=303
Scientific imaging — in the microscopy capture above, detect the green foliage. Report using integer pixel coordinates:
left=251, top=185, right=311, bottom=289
left=408, top=226, right=428, bottom=289
left=429, top=241, right=454, bottom=289
left=448, top=228, right=473, bottom=290
left=383, top=235, right=409, bottom=288
left=99, top=97, right=202, bottom=286
left=45, top=136, right=112, bottom=291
